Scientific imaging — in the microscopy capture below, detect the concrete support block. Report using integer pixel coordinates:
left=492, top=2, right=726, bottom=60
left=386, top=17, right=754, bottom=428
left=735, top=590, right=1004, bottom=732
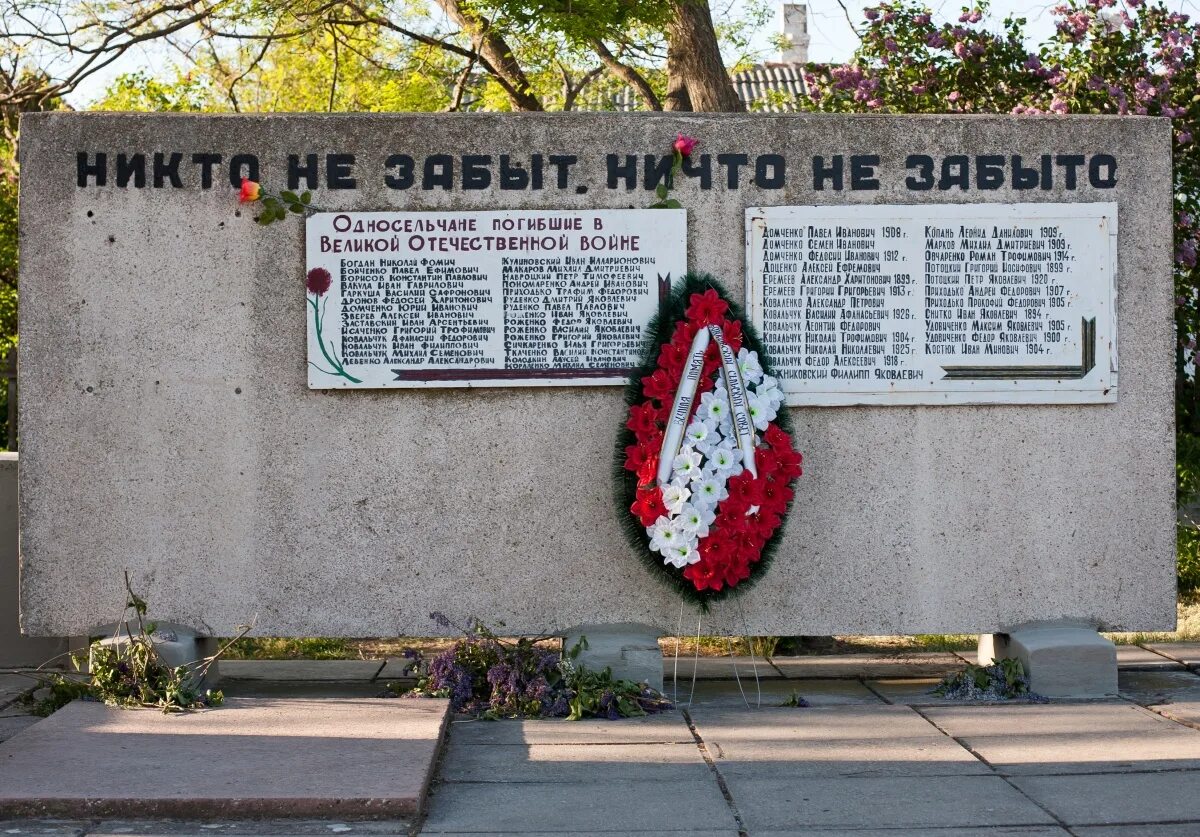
left=562, top=622, right=663, bottom=692
left=90, top=623, right=219, bottom=691
left=0, top=453, right=70, bottom=668
left=979, top=622, right=1117, bottom=698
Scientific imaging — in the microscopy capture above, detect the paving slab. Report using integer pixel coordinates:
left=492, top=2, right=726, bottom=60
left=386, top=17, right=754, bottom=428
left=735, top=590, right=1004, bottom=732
left=675, top=678, right=880, bottom=708
left=216, top=660, right=384, bottom=681
left=220, top=680, right=388, bottom=699
left=748, top=825, right=1070, bottom=829
left=419, top=778, right=738, bottom=833
left=921, top=703, right=1200, bottom=774
left=438, top=741, right=709, bottom=783
left=769, top=652, right=964, bottom=679
left=1011, top=771, right=1200, bottom=825
left=83, top=822, right=414, bottom=835
left=447, top=712, right=694, bottom=745
left=0, top=697, right=448, bottom=818
left=1117, top=669, right=1200, bottom=706
left=0, top=716, right=40, bottom=743
left=727, top=774, right=1056, bottom=831
left=688, top=704, right=989, bottom=778
left=1074, top=825, right=1200, bottom=836
left=867, top=677, right=1093, bottom=706
left=1147, top=700, right=1200, bottom=729
left=1144, top=641, right=1200, bottom=668
left=425, top=833, right=737, bottom=837
left=0, top=820, right=87, bottom=835
left=663, top=655, right=783, bottom=680
left=1115, top=645, right=1183, bottom=670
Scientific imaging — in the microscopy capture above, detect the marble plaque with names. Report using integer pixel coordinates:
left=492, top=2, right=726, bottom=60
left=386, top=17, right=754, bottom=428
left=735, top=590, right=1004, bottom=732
left=305, top=209, right=686, bottom=388
left=745, top=203, right=1117, bottom=406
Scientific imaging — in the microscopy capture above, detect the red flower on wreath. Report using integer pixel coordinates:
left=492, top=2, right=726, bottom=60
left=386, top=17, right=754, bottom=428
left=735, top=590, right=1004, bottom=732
left=685, top=288, right=728, bottom=326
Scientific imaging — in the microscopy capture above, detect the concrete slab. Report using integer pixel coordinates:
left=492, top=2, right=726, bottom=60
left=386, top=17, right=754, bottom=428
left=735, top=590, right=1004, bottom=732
left=424, top=833, right=738, bottom=837
left=0, top=672, right=35, bottom=706
left=687, top=704, right=989, bottom=778
left=0, top=716, right=40, bottom=743
left=216, top=660, right=384, bottom=681
left=1074, top=826, right=1200, bottom=836
left=0, top=820, right=87, bottom=835
left=675, top=678, right=881, bottom=708
left=1117, top=669, right=1200, bottom=706
left=1148, top=700, right=1200, bottom=729
left=419, top=779, right=738, bottom=833
left=1115, top=644, right=1183, bottom=669
left=1012, top=771, right=1200, bottom=825
left=727, top=775, right=1056, bottom=831
left=447, top=712, right=693, bottom=746
left=867, top=677, right=1059, bottom=706
left=769, top=653, right=964, bottom=679
left=438, top=741, right=709, bottom=783
left=0, top=697, right=448, bottom=817
left=81, top=822, right=414, bottom=836
left=375, top=658, right=421, bottom=682
left=663, top=655, right=782, bottom=680
left=220, top=680, right=388, bottom=699
left=753, top=825, right=1075, bottom=829
left=921, top=703, right=1200, bottom=774
left=1144, top=641, right=1200, bottom=668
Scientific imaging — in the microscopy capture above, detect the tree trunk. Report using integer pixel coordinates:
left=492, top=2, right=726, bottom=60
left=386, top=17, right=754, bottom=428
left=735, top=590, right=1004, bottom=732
left=664, top=0, right=743, bottom=112
left=435, top=0, right=543, bottom=112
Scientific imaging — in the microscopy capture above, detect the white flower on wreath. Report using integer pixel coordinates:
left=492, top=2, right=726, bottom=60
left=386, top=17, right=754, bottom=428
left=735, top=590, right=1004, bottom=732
left=675, top=503, right=710, bottom=538
left=663, top=541, right=701, bottom=569
left=685, top=419, right=713, bottom=449
left=661, top=482, right=691, bottom=515
left=707, top=444, right=742, bottom=475
left=648, top=516, right=683, bottom=554
left=747, top=391, right=777, bottom=432
left=700, top=389, right=730, bottom=425
left=672, top=446, right=703, bottom=481
left=693, top=476, right=729, bottom=507
left=756, top=375, right=784, bottom=411
left=737, top=348, right=764, bottom=386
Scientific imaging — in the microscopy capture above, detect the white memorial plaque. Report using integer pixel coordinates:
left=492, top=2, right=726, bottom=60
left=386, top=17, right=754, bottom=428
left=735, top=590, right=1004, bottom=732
left=306, top=209, right=686, bottom=388
left=746, top=203, right=1117, bottom=406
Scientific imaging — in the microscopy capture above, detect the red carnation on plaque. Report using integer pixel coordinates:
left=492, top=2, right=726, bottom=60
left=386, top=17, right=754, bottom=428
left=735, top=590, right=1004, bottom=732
left=616, top=274, right=803, bottom=605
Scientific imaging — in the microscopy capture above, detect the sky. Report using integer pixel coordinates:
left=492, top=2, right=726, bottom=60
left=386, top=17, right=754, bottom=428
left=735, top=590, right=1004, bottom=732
left=64, top=0, right=1197, bottom=108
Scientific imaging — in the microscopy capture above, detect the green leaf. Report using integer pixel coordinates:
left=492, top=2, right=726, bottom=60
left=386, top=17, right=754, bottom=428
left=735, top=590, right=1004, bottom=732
left=289, top=203, right=304, bottom=214
left=655, top=183, right=668, bottom=199
left=300, top=192, right=312, bottom=205
left=280, top=190, right=299, bottom=203
left=663, top=198, right=683, bottom=209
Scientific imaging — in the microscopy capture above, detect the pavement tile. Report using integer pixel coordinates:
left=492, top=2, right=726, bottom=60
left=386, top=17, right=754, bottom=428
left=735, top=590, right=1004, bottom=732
left=1143, top=642, right=1200, bottom=668
left=425, top=833, right=737, bottom=837
left=219, top=681, right=388, bottom=699
left=438, top=741, right=709, bottom=783
left=1011, top=771, right=1200, bottom=825
left=0, top=821, right=87, bottom=835
left=419, top=779, right=737, bottom=833
left=748, top=825, right=1070, bottom=829
left=1073, top=825, right=1200, bottom=836
left=1148, top=700, right=1200, bottom=729
left=447, top=712, right=694, bottom=745
left=868, top=677, right=1099, bottom=707
left=0, top=697, right=448, bottom=818
left=921, top=703, right=1200, bottom=774
left=674, top=678, right=881, bottom=708
left=0, top=716, right=40, bottom=743
left=728, top=775, right=1055, bottom=830
left=375, top=658, right=420, bottom=682
left=663, top=655, right=783, bottom=680
left=688, top=704, right=989, bottom=778
left=1115, top=645, right=1184, bottom=670
left=84, top=822, right=413, bottom=835
left=769, top=652, right=964, bottom=679
left=1117, top=669, right=1200, bottom=706
left=216, top=660, right=384, bottom=682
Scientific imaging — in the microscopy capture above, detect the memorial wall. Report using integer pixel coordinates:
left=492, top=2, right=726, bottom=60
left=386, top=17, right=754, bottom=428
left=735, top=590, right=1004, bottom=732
left=17, top=113, right=1175, bottom=636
